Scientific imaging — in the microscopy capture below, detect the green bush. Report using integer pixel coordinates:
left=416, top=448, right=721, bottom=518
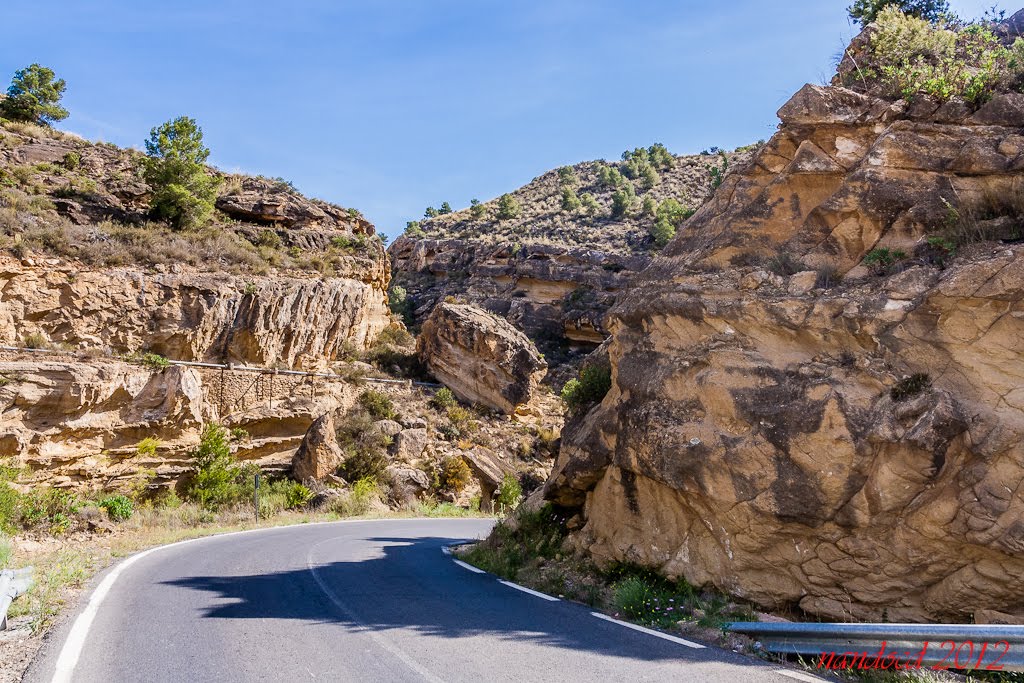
left=439, top=201, right=452, bottom=214
left=863, top=246, right=907, bottom=274
left=610, top=185, right=635, bottom=219
left=866, top=8, right=1024, bottom=103
left=282, top=481, right=313, bottom=509
left=430, top=387, right=457, bottom=410
left=142, top=116, right=221, bottom=230
left=22, top=332, right=49, bottom=349
left=19, top=488, right=81, bottom=534
left=496, top=193, right=521, bottom=220
left=649, top=218, right=676, bottom=248
left=358, top=389, right=397, bottom=420
left=437, top=456, right=472, bottom=494
left=336, top=409, right=392, bottom=484
left=388, top=284, right=414, bottom=326
left=460, top=504, right=566, bottom=580
left=597, top=165, right=626, bottom=189
left=136, top=437, right=160, bottom=457
left=137, top=352, right=170, bottom=370
left=580, top=193, right=600, bottom=213
left=561, top=364, right=612, bottom=414
left=495, top=474, right=522, bottom=515
left=0, top=64, right=69, bottom=125
left=560, top=187, right=581, bottom=212
left=62, top=151, right=81, bottom=171
left=404, top=221, right=425, bottom=238
left=641, top=196, right=657, bottom=217
left=707, top=151, right=729, bottom=190
left=99, top=494, right=134, bottom=522
left=848, top=0, right=949, bottom=26
left=470, top=198, right=487, bottom=219
left=557, top=166, right=578, bottom=187
left=184, top=423, right=253, bottom=510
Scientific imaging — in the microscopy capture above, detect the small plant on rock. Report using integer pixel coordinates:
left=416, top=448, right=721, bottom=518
left=863, top=247, right=907, bottom=275
left=437, top=456, right=472, bottom=495
left=561, top=364, right=612, bottom=414
left=430, top=387, right=457, bottom=410
left=99, top=494, right=134, bottom=522
left=358, top=389, right=397, bottom=420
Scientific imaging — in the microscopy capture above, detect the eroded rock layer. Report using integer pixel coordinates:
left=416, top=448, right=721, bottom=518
left=0, top=256, right=389, bottom=369
left=547, top=83, right=1024, bottom=622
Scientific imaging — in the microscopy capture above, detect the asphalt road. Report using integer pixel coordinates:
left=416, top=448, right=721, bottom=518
left=27, top=518, right=816, bottom=682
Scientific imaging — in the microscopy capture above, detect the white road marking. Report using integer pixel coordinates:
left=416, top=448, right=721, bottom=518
left=498, top=580, right=560, bottom=601
left=441, top=546, right=452, bottom=555
left=453, top=559, right=485, bottom=574
left=48, top=518, right=471, bottom=683
left=775, top=669, right=826, bottom=682
left=590, top=612, right=706, bottom=649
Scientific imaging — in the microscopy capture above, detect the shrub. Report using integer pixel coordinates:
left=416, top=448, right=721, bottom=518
left=336, top=409, right=391, bottom=483
left=580, top=193, right=600, bottom=213
left=388, top=284, right=414, bottom=326
left=863, top=246, right=907, bottom=274
left=470, top=198, right=487, bottom=219
left=19, top=488, right=81, bottom=533
left=99, top=494, right=133, bottom=522
left=137, top=352, right=170, bottom=370
left=495, top=473, right=522, bottom=514
left=136, top=437, right=160, bottom=457
left=184, top=424, right=247, bottom=510
left=62, top=151, right=80, bottom=171
left=142, top=116, right=221, bottom=230
left=437, top=456, right=472, bottom=494
left=557, top=166, right=578, bottom=187
left=848, top=0, right=949, bottom=26
left=496, top=193, right=521, bottom=220
left=430, top=387, right=457, bottom=410
left=707, top=151, right=729, bottom=190
left=22, top=332, right=49, bottom=349
left=439, top=201, right=452, bottom=214
left=424, top=206, right=439, bottom=218
left=560, top=187, right=581, bottom=212
left=0, top=64, right=69, bottom=125
left=254, top=229, right=282, bottom=249
left=641, top=196, right=657, bottom=217
left=647, top=142, right=675, bottom=169
left=610, top=185, right=635, bottom=218
left=459, top=504, right=566, bottom=579
left=561, top=364, right=612, bottom=414
left=404, top=221, right=425, bottom=238
left=649, top=218, right=676, bottom=248
left=866, top=8, right=1024, bottom=103
left=766, top=252, right=807, bottom=276
left=283, top=482, right=313, bottom=509
left=358, top=389, right=397, bottom=420
left=597, top=165, right=626, bottom=189
left=891, top=373, right=931, bottom=401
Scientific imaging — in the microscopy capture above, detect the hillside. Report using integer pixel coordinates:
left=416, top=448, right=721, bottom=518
left=407, top=146, right=757, bottom=252
left=389, top=146, right=756, bottom=359
left=0, top=119, right=384, bottom=281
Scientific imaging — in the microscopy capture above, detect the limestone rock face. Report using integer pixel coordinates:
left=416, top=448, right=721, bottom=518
left=389, top=238, right=649, bottom=346
left=0, top=350, right=355, bottom=490
left=0, top=257, right=389, bottom=369
left=417, top=302, right=547, bottom=414
left=546, top=81, right=1024, bottom=622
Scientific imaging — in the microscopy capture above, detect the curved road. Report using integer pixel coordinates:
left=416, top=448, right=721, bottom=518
left=28, top=519, right=814, bottom=682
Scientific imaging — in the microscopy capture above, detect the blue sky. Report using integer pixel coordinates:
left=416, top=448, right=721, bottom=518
left=2, top=0, right=999, bottom=241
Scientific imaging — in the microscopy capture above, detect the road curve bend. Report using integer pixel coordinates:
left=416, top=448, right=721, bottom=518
left=27, top=518, right=815, bottom=682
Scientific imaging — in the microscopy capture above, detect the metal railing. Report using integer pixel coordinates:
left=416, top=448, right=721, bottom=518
left=727, top=621, right=1024, bottom=672
left=1, top=567, right=34, bottom=630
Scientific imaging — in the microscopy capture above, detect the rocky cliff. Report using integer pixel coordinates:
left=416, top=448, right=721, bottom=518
left=388, top=148, right=753, bottom=352
left=546, top=81, right=1024, bottom=620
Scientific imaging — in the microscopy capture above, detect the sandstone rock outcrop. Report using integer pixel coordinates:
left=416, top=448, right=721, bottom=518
left=546, top=79, right=1024, bottom=622
left=417, top=302, right=547, bottom=414
left=389, top=238, right=649, bottom=345
left=0, top=256, right=389, bottom=369
left=0, top=350, right=355, bottom=490
left=292, top=412, right=344, bottom=482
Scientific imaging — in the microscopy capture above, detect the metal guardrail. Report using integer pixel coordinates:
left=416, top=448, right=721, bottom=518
left=0, top=345, right=441, bottom=388
left=0, top=566, right=34, bottom=630
left=727, top=621, right=1024, bottom=672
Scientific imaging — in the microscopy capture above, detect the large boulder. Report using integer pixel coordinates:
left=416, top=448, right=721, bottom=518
left=416, top=302, right=547, bottom=414
left=291, top=412, right=343, bottom=482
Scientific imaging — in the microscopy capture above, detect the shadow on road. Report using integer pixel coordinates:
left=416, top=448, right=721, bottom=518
left=160, top=534, right=769, bottom=670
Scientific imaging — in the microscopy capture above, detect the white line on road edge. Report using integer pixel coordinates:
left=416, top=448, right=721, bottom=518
left=48, top=517, right=483, bottom=683
left=498, top=580, right=560, bottom=601
left=453, top=559, right=485, bottom=574
left=774, top=669, right=826, bottom=682
left=590, top=612, right=706, bottom=649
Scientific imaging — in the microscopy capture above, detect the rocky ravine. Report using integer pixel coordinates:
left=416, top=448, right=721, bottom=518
left=546, top=82, right=1024, bottom=622
left=388, top=149, right=754, bottom=351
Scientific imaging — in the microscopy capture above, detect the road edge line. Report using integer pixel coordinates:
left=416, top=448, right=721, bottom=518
left=590, top=611, right=706, bottom=649
left=452, top=559, right=486, bottom=574
left=498, top=579, right=560, bottom=602
left=775, top=668, right=826, bottom=682
left=48, top=517, right=484, bottom=682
